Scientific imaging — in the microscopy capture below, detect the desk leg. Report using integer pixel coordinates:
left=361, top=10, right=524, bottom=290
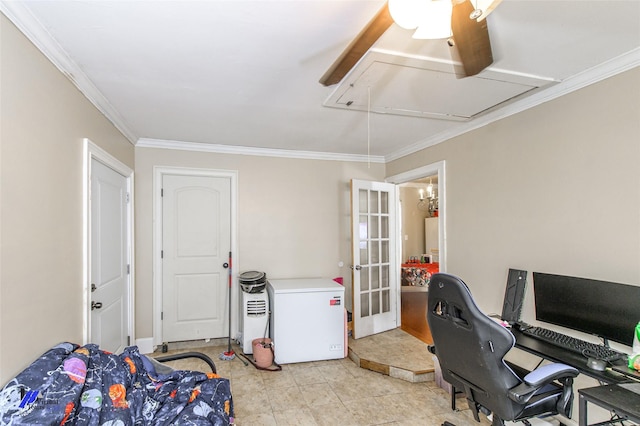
left=578, top=393, right=587, bottom=426
left=451, top=386, right=456, bottom=411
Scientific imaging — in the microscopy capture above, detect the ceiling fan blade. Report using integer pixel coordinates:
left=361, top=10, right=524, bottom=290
left=319, top=3, right=393, bottom=86
left=451, top=0, right=493, bottom=77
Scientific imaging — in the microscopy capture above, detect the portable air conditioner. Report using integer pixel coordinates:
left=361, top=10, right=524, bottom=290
left=242, top=290, right=269, bottom=354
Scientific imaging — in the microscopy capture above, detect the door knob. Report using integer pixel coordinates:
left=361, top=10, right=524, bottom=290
left=91, top=301, right=103, bottom=310
left=222, top=262, right=229, bottom=268
left=350, top=265, right=362, bottom=270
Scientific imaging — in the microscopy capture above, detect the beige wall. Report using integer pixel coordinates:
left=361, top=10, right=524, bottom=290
left=0, top=15, right=134, bottom=383
left=134, top=148, right=385, bottom=339
left=387, top=67, right=640, bottom=353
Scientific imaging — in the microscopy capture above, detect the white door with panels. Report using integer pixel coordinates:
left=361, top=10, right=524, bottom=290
left=162, top=174, right=231, bottom=343
left=90, top=158, right=129, bottom=353
left=350, top=179, right=399, bottom=339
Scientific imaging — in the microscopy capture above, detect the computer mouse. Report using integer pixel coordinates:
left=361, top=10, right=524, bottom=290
left=586, top=358, right=607, bottom=371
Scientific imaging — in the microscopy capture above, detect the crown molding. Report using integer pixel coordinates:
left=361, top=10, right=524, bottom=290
left=136, top=138, right=386, bottom=163
left=1, top=2, right=138, bottom=144
left=385, top=48, right=640, bottom=163
left=4, top=1, right=637, bottom=162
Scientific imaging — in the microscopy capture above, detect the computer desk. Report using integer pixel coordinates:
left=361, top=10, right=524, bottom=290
left=511, top=328, right=633, bottom=384
left=511, top=328, right=640, bottom=426
left=578, top=384, right=640, bottom=426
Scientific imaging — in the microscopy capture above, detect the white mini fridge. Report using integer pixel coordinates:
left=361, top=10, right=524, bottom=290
left=267, top=278, right=345, bottom=364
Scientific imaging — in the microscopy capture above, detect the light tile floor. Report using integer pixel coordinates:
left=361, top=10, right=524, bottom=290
left=154, top=330, right=491, bottom=426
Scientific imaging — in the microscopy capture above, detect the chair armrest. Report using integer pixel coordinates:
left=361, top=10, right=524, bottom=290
left=428, top=345, right=437, bottom=355
left=507, top=363, right=578, bottom=404
left=522, top=363, right=578, bottom=387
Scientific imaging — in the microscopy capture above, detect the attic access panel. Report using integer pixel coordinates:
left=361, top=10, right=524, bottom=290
left=323, top=51, right=557, bottom=121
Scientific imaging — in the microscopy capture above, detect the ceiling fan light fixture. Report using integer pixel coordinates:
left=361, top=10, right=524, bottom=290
left=389, top=0, right=453, bottom=39
left=412, top=0, right=453, bottom=39
left=388, top=0, right=423, bottom=30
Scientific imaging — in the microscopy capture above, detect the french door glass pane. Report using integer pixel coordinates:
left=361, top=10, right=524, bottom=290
left=381, top=265, right=389, bottom=288
left=360, top=246, right=368, bottom=266
left=370, top=191, right=379, bottom=213
left=371, top=241, right=379, bottom=263
left=371, top=266, right=380, bottom=289
left=359, top=214, right=368, bottom=260
left=382, top=289, right=390, bottom=313
left=371, top=215, right=379, bottom=238
left=372, top=291, right=380, bottom=315
left=381, top=216, right=388, bottom=238
left=359, top=189, right=368, bottom=213
left=381, top=240, right=388, bottom=263
left=380, top=191, right=388, bottom=214
left=359, top=215, right=368, bottom=241
left=360, top=293, right=370, bottom=317
left=360, top=267, right=370, bottom=292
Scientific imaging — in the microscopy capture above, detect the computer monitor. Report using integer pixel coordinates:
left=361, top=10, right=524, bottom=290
left=532, top=272, right=640, bottom=347
left=501, top=269, right=527, bottom=325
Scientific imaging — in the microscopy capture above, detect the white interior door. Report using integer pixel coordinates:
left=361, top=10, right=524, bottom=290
left=90, top=158, right=129, bottom=353
left=351, top=179, right=398, bottom=339
left=162, top=174, right=231, bottom=343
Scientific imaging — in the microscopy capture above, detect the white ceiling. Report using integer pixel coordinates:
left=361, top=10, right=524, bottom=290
left=3, top=0, right=639, bottom=162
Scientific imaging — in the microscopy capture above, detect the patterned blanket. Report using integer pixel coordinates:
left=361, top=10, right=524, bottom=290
left=0, top=343, right=234, bottom=425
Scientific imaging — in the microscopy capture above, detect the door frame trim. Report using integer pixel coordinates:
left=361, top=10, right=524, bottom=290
left=152, top=166, right=238, bottom=348
left=82, top=138, right=135, bottom=346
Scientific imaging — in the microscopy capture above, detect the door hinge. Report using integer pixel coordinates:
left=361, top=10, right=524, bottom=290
left=126, top=192, right=130, bottom=203
left=161, top=312, right=163, bottom=320
left=127, top=336, right=131, bottom=346
left=126, top=264, right=130, bottom=275
left=161, top=250, right=164, bottom=259
left=161, top=188, right=164, bottom=197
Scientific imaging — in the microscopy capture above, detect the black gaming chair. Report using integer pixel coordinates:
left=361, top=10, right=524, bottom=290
left=427, top=273, right=578, bottom=426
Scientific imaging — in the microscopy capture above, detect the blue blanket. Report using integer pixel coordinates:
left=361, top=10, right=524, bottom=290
left=0, top=343, right=234, bottom=425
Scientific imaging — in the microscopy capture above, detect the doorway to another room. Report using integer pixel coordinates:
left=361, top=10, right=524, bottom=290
left=387, top=161, right=445, bottom=345
left=398, top=177, right=438, bottom=344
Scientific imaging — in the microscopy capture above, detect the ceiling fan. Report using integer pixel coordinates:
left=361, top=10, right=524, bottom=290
left=319, top=0, right=502, bottom=86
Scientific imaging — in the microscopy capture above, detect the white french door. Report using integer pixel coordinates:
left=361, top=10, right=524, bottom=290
left=350, top=179, right=399, bottom=338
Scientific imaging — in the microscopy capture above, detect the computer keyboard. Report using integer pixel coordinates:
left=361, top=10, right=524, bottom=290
left=519, top=325, right=628, bottom=361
